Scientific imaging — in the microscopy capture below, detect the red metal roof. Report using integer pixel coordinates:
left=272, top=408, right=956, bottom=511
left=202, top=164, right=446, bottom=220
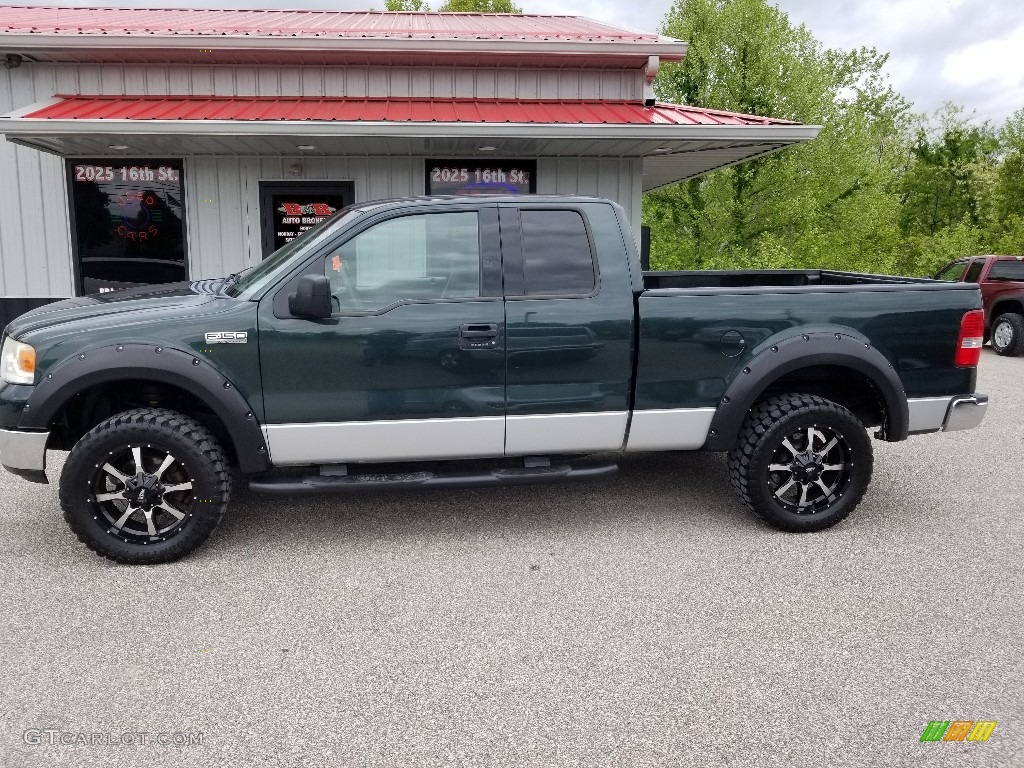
left=0, top=6, right=662, bottom=42
left=23, top=95, right=796, bottom=126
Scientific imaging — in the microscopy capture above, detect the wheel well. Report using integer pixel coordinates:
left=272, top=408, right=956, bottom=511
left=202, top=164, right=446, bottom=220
left=46, top=379, right=238, bottom=466
left=991, top=300, right=1024, bottom=323
left=753, top=365, right=887, bottom=431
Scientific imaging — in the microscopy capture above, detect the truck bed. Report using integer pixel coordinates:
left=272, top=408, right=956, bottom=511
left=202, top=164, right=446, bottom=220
left=633, top=269, right=981, bottom=420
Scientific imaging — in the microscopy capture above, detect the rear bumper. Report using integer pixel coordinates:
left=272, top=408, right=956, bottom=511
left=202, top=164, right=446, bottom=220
left=0, top=427, right=49, bottom=481
left=943, top=394, right=988, bottom=432
left=907, top=394, right=988, bottom=434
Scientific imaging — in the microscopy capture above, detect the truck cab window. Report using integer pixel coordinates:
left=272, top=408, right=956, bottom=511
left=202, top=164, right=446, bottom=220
left=934, top=260, right=967, bottom=281
left=520, top=210, right=596, bottom=296
left=324, top=212, right=480, bottom=312
left=963, top=261, right=985, bottom=283
left=987, top=260, right=1024, bottom=280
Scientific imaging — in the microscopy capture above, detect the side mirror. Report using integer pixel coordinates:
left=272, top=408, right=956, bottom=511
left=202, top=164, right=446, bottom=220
left=289, top=274, right=332, bottom=319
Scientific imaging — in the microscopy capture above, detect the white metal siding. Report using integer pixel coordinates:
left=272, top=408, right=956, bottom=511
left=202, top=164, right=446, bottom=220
left=537, top=157, right=642, bottom=236
left=0, top=66, right=73, bottom=298
left=185, top=155, right=425, bottom=279
left=29, top=62, right=644, bottom=101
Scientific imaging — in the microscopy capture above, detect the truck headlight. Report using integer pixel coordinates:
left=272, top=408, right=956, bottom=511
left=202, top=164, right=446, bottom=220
left=0, top=337, right=36, bottom=385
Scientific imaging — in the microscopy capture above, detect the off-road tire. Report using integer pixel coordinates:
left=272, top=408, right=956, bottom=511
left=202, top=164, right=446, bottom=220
left=60, top=408, right=231, bottom=564
left=991, top=312, right=1024, bottom=356
left=727, top=394, right=873, bottom=532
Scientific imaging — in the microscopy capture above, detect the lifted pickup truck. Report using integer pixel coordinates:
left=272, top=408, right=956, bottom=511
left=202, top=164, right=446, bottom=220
left=0, top=196, right=989, bottom=563
left=934, top=255, right=1024, bottom=356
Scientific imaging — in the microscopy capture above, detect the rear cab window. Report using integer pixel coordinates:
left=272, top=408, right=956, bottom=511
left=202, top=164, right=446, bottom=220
left=987, top=259, right=1024, bottom=281
left=518, top=209, right=597, bottom=297
left=963, top=261, right=985, bottom=283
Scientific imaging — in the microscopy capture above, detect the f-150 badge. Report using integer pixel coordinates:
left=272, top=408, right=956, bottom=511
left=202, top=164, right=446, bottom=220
left=205, top=332, right=248, bottom=344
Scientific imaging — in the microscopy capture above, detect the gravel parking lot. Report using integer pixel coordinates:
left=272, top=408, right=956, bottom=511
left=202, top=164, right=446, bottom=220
left=1, top=350, right=1021, bottom=768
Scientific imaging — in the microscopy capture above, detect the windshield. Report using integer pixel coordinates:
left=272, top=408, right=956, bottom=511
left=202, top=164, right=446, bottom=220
left=226, top=207, right=365, bottom=298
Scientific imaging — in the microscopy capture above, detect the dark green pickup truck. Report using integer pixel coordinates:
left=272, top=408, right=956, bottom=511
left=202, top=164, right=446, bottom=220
left=0, top=196, right=989, bottom=563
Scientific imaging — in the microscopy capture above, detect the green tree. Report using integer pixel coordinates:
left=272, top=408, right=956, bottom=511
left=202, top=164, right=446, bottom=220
left=898, top=105, right=997, bottom=236
left=437, top=0, right=522, bottom=11
left=385, top=0, right=430, bottom=9
left=990, top=107, right=1024, bottom=253
left=644, top=0, right=909, bottom=274
left=894, top=105, right=1000, bottom=274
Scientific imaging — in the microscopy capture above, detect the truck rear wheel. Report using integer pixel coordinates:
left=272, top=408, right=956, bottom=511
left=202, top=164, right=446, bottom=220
left=727, top=394, right=873, bottom=532
left=991, top=312, right=1024, bottom=356
left=59, top=408, right=231, bottom=564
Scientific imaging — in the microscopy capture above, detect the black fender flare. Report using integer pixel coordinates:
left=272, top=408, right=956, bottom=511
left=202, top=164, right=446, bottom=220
left=18, top=343, right=271, bottom=473
left=701, top=330, right=909, bottom=451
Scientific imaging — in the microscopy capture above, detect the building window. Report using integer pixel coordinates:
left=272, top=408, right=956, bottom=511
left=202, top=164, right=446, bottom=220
left=66, top=159, right=187, bottom=294
left=259, top=181, right=355, bottom=257
left=425, top=160, right=536, bottom=195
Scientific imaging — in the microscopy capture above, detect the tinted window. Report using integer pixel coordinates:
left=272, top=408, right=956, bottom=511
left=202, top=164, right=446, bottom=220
left=67, top=160, right=186, bottom=294
left=964, top=261, right=984, bottom=283
left=987, top=260, right=1024, bottom=280
left=934, top=261, right=967, bottom=281
left=324, top=212, right=480, bottom=313
left=520, top=210, right=596, bottom=296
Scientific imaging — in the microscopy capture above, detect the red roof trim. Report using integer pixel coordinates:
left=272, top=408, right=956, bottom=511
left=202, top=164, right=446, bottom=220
left=20, top=95, right=798, bottom=127
left=0, top=6, right=666, bottom=42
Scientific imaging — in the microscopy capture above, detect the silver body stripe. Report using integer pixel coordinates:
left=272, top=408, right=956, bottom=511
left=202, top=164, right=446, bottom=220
left=262, top=417, right=505, bottom=465
left=262, top=407, right=723, bottom=465
left=505, top=412, right=629, bottom=455
left=625, top=408, right=717, bottom=452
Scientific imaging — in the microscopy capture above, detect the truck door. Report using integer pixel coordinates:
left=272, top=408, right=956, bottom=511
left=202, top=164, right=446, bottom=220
left=257, top=205, right=506, bottom=465
left=498, top=202, right=636, bottom=455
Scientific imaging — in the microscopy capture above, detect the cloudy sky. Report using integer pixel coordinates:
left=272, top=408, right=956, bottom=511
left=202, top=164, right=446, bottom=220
left=13, top=0, right=1024, bottom=125
left=541, top=0, right=1024, bottom=125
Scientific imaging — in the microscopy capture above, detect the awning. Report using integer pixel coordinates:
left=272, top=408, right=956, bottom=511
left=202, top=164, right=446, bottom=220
left=1, top=95, right=820, bottom=190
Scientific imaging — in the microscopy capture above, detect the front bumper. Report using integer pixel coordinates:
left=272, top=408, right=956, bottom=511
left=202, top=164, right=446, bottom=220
left=907, top=393, right=988, bottom=434
left=0, top=427, right=49, bottom=482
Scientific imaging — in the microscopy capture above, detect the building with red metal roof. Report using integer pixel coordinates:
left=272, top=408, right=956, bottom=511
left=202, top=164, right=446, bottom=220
left=0, top=4, right=818, bottom=314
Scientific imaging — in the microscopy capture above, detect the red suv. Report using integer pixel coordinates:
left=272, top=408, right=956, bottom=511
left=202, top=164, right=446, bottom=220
left=935, top=255, right=1024, bottom=356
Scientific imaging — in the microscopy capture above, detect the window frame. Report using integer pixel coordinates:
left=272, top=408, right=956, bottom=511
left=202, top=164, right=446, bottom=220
left=64, top=157, right=188, bottom=296
left=270, top=204, right=502, bottom=319
left=499, top=205, right=601, bottom=301
left=324, top=210, right=484, bottom=315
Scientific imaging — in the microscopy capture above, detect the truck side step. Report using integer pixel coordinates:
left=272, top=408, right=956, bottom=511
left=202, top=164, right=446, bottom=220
left=247, top=460, right=618, bottom=495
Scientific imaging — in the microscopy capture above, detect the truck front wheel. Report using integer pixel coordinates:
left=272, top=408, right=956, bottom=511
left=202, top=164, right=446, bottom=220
left=727, top=394, right=873, bottom=532
left=991, top=313, right=1024, bottom=356
left=59, top=408, right=232, bottom=564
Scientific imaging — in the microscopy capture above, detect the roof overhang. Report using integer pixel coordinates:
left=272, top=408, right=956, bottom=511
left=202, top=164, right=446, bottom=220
left=0, top=6, right=688, bottom=65
left=0, top=35, right=687, bottom=67
left=0, top=96, right=820, bottom=191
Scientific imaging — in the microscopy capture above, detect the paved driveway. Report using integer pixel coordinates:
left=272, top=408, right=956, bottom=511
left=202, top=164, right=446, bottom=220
left=1, top=351, right=1021, bottom=768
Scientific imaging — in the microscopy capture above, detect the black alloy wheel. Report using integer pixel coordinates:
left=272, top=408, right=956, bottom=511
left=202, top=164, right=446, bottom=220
left=728, top=393, right=873, bottom=532
left=765, top=423, right=853, bottom=514
left=60, top=408, right=231, bottom=563
left=89, top=444, right=196, bottom=544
